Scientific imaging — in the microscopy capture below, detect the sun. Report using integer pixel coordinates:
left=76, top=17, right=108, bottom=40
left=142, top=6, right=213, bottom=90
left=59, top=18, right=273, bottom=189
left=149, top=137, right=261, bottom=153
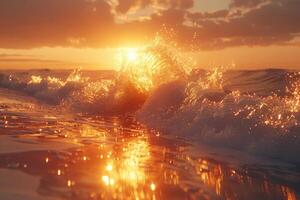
left=126, top=49, right=138, bottom=62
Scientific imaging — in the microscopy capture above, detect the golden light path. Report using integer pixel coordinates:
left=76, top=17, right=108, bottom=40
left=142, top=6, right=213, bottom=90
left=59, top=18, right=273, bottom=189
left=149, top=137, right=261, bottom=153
left=45, top=121, right=298, bottom=200
left=100, top=138, right=154, bottom=199
left=0, top=112, right=298, bottom=200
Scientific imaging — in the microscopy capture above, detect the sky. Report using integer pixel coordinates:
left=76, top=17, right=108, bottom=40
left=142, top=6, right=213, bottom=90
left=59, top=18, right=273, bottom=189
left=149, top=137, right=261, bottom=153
left=0, top=0, right=300, bottom=70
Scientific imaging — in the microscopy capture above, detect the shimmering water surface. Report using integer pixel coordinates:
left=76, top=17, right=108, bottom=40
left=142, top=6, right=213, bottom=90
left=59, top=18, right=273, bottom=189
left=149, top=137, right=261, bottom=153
left=0, top=88, right=299, bottom=200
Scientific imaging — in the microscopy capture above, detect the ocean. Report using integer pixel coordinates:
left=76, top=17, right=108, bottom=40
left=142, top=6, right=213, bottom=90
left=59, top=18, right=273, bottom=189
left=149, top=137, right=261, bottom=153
left=0, top=67, right=299, bottom=200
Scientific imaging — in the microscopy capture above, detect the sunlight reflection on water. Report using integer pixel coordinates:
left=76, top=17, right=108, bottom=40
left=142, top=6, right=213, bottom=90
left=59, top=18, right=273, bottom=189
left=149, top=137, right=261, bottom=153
left=0, top=110, right=299, bottom=200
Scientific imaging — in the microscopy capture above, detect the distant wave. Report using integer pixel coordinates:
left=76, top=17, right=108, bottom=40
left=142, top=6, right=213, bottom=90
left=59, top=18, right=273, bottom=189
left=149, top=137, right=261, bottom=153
left=0, top=70, right=85, bottom=104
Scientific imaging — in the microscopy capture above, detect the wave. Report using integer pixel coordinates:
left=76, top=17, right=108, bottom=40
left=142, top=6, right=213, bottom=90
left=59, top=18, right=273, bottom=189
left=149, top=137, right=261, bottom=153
left=1, top=40, right=300, bottom=163
left=138, top=69, right=300, bottom=163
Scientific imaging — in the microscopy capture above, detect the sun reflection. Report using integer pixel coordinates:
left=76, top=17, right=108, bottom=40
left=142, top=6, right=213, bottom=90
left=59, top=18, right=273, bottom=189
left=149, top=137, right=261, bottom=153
left=96, top=134, right=157, bottom=199
left=0, top=116, right=298, bottom=200
left=150, top=183, right=156, bottom=191
left=106, top=164, right=113, bottom=171
left=120, top=140, right=150, bottom=184
left=102, top=175, right=115, bottom=186
left=67, top=180, right=73, bottom=187
left=281, top=186, right=297, bottom=200
left=101, top=139, right=150, bottom=187
left=1, top=112, right=298, bottom=200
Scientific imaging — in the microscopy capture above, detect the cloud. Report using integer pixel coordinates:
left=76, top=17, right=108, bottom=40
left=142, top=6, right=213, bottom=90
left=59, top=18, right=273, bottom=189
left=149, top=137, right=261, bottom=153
left=0, top=0, right=114, bottom=48
left=115, top=0, right=194, bottom=14
left=115, top=0, right=139, bottom=14
left=184, top=0, right=300, bottom=49
left=0, top=53, right=63, bottom=64
left=229, top=0, right=269, bottom=8
left=0, top=58, right=63, bottom=63
left=0, top=53, right=28, bottom=58
left=0, top=0, right=299, bottom=50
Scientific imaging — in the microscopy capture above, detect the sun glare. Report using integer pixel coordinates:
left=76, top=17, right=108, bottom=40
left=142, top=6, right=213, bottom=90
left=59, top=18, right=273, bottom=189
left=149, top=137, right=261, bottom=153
left=126, top=49, right=138, bottom=62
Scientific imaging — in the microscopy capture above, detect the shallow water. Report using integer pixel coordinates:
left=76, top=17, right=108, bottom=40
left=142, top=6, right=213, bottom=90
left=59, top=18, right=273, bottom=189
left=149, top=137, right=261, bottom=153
left=0, top=88, right=299, bottom=200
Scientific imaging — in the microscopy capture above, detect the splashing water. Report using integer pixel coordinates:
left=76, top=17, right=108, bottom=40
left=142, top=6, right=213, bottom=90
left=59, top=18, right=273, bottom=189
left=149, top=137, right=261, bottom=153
left=28, top=75, right=43, bottom=84
left=138, top=68, right=300, bottom=161
left=62, top=37, right=196, bottom=113
left=231, top=72, right=300, bottom=130
left=116, top=36, right=193, bottom=93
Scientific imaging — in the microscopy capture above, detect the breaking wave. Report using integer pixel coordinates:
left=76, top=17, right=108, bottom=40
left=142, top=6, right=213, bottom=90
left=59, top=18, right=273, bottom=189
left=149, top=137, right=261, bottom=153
left=1, top=38, right=300, bottom=163
left=138, top=69, right=300, bottom=163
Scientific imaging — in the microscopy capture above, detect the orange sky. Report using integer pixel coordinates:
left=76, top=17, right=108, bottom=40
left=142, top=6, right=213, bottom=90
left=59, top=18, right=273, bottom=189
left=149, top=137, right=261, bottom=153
left=0, top=0, right=300, bottom=70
